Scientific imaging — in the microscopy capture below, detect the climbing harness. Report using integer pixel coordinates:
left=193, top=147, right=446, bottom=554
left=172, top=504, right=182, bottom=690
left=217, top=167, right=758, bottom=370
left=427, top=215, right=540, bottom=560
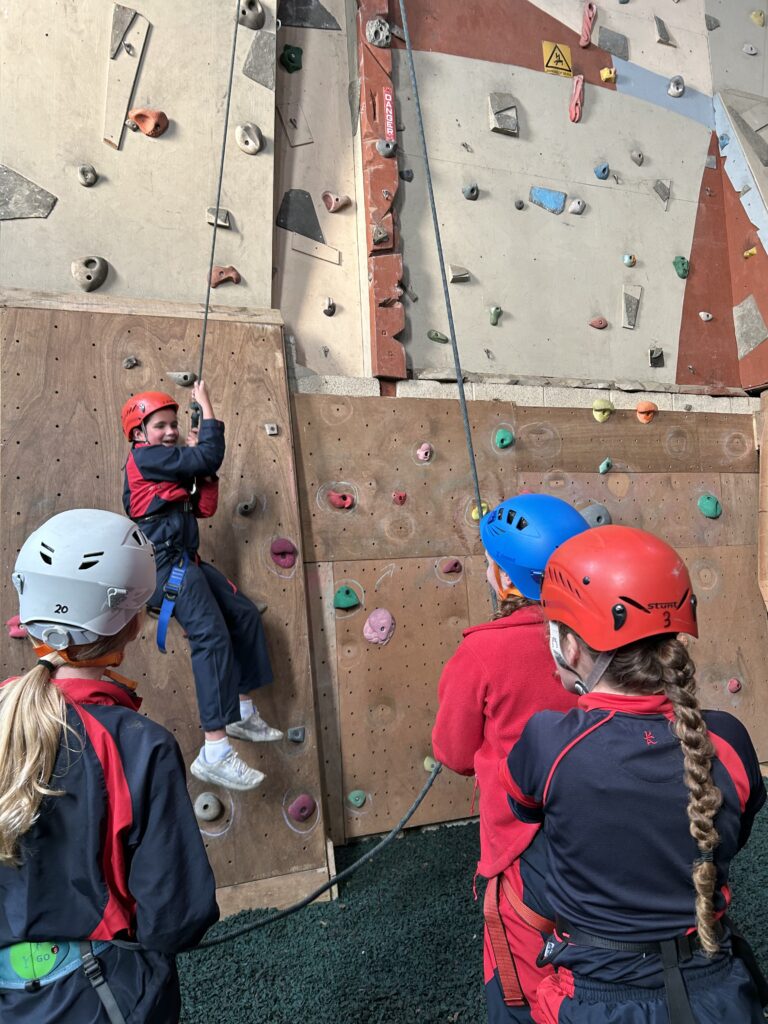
left=156, top=552, right=190, bottom=653
left=484, top=871, right=554, bottom=1007
left=192, top=761, right=443, bottom=949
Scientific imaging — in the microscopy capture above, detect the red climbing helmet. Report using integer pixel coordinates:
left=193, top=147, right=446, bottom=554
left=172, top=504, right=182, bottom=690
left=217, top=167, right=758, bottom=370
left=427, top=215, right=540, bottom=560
left=121, top=392, right=178, bottom=440
left=540, top=525, right=698, bottom=651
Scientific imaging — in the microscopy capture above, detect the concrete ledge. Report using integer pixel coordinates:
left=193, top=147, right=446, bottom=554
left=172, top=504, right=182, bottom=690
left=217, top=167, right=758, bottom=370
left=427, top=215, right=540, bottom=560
left=294, top=375, right=381, bottom=397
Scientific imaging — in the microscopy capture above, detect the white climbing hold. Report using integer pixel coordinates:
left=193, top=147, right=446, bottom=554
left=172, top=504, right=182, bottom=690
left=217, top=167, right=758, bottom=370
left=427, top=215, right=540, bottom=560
left=77, top=164, right=98, bottom=187
left=568, top=198, right=586, bottom=215
left=449, top=265, right=470, bottom=282
left=743, top=43, right=759, bottom=56
left=235, top=122, right=264, bottom=155
left=667, top=75, right=685, bottom=98
left=699, top=311, right=713, bottom=321
left=630, top=150, right=644, bottom=166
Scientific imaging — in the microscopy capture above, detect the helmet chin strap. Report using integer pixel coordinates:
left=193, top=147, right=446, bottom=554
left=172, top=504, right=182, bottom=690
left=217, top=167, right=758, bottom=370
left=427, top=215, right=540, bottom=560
left=573, top=650, right=616, bottom=696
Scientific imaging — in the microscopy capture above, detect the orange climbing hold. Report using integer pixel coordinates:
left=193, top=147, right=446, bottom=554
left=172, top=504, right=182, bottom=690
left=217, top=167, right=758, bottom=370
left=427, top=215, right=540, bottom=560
left=127, top=107, right=169, bottom=137
left=210, top=265, right=241, bottom=288
left=636, top=401, right=658, bottom=424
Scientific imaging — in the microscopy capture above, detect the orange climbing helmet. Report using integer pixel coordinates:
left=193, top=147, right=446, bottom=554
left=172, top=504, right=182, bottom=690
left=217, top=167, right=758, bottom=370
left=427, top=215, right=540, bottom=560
left=540, top=525, right=698, bottom=651
left=121, top=392, right=178, bottom=440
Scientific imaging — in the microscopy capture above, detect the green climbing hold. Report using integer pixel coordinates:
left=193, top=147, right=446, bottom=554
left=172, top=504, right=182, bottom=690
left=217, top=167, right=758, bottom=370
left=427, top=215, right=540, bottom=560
left=489, top=306, right=502, bottom=326
left=697, top=494, right=722, bottom=519
left=673, top=256, right=690, bottom=279
left=428, top=329, right=449, bottom=343
left=333, top=586, right=360, bottom=610
left=280, top=44, right=303, bottom=73
left=598, top=458, right=613, bottom=475
left=495, top=428, right=515, bottom=449
left=347, top=789, right=366, bottom=808
left=424, top=756, right=437, bottom=772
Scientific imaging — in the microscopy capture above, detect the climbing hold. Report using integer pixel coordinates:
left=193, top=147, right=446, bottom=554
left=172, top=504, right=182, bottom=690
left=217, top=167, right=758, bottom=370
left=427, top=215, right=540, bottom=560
left=589, top=317, right=608, bottom=330
left=489, top=306, right=502, bottom=326
left=727, top=678, right=742, bottom=694
left=530, top=187, right=567, bottom=214
left=673, top=256, right=690, bottom=279
left=347, top=790, right=366, bottom=809
left=630, top=150, right=644, bottom=166
left=416, top=442, right=433, bottom=462
left=655, top=15, right=675, bottom=46
left=127, top=108, right=169, bottom=138
left=363, top=608, right=396, bottom=645
left=514, top=199, right=525, bottom=210
left=592, top=399, right=614, bottom=423
left=667, top=75, right=685, bottom=98
left=124, top=119, right=139, bottom=133
left=399, top=169, right=414, bottom=182
left=442, top=559, right=463, bottom=574
left=719, top=133, right=730, bottom=149
left=264, top=423, right=279, bottom=436
left=424, top=756, right=438, bottom=772
left=636, top=401, right=658, bottom=424
left=287, top=794, right=316, bottom=823
left=580, top=2, right=597, bottom=48
left=206, top=207, right=231, bottom=228
left=5, top=615, right=27, bottom=639
left=371, top=223, right=389, bottom=245
left=705, top=15, right=720, bottom=29
left=122, top=356, right=140, bottom=369
left=327, top=490, right=355, bottom=510
left=194, top=792, right=224, bottom=822
left=623, top=253, right=637, bottom=268
left=462, top=183, right=479, bottom=201
left=699, top=311, right=713, bottom=322
left=239, top=0, right=265, bottom=29
left=598, top=458, right=613, bottom=475
left=167, top=371, right=197, bottom=387
left=321, top=191, right=352, bottom=213
left=210, top=265, right=241, bottom=288
left=235, top=122, right=264, bottom=155
left=366, top=16, right=391, bottom=47
left=333, top=586, right=360, bottom=610
left=569, top=75, right=585, bottom=123
left=287, top=726, right=306, bottom=743
left=77, top=164, right=98, bottom=187
left=449, top=265, right=470, bottom=283
left=495, top=428, right=515, bottom=449
left=488, top=93, right=519, bottom=136
left=581, top=503, right=612, bottom=528
left=744, top=43, right=759, bottom=56
left=600, top=67, right=617, bottom=83
left=648, top=347, right=665, bottom=368
left=744, top=246, right=758, bottom=259
left=428, top=329, right=449, bottom=343
left=569, top=198, right=586, bottom=215
left=622, top=284, right=643, bottom=330
left=654, top=180, right=671, bottom=209
left=280, top=44, right=303, bottom=72
left=697, top=494, right=722, bottom=519
left=594, top=162, right=610, bottom=180
left=376, top=139, right=397, bottom=158
left=237, top=495, right=258, bottom=516
left=392, top=491, right=407, bottom=505
left=323, top=298, right=336, bottom=317
left=71, top=257, right=108, bottom=292
left=471, top=501, right=490, bottom=521
left=270, top=538, right=298, bottom=569
left=751, top=10, right=765, bottom=27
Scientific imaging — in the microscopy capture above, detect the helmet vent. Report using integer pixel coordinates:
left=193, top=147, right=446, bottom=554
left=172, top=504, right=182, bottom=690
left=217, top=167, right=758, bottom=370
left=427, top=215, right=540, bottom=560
left=39, top=542, right=54, bottom=565
left=78, top=551, right=104, bottom=570
left=506, top=508, right=516, bottom=525
left=131, top=530, right=147, bottom=546
left=676, top=587, right=690, bottom=609
left=515, top=516, right=528, bottom=531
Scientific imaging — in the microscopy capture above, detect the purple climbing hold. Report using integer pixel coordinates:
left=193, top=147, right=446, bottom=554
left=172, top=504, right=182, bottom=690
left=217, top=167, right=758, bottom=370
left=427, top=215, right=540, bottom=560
left=363, top=608, right=396, bottom=645
left=442, top=559, right=463, bottom=574
left=287, top=793, right=317, bottom=822
left=270, top=537, right=298, bottom=568
left=416, top=442, right=433, bottom=462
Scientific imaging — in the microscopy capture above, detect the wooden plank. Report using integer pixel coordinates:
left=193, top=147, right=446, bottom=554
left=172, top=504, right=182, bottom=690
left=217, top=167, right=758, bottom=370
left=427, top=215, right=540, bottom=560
left=216, top=862, right=332, bottom=917
left=697, top=413, right=758, bottom=473
left=0, top=307, right=328, bottom=900
left=103, top=12, right=150, bottom=150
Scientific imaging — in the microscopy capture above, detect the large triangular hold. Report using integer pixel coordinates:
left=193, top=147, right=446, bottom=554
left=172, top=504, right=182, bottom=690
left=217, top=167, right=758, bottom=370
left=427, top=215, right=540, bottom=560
left=488, top=93, right=519, bottom=136
left=110, top=4, right=137, bottom=58
left=0, top=166, right=57, bottom=220
left=276, top=189, right=325, bottom=243
left=728, top=107, right=768, bottom=167
left=242, top=31, right=276, bottom=90
left=276, top=0, right=340, bottom=30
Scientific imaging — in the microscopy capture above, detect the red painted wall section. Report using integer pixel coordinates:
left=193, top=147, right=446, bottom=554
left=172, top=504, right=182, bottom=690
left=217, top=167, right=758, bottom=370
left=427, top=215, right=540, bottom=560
left=391, top=0, right=616, bottom=90
left=676, top=134, right=739, bottom=389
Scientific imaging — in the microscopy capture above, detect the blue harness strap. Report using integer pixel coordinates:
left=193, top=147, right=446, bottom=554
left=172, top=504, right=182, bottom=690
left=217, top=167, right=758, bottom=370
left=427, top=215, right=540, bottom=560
left=156, top=552, right=189, bottom=653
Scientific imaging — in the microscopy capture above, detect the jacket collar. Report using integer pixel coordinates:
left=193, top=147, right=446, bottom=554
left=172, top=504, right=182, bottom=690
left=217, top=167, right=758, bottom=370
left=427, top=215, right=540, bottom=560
left=463, top=605, right=544, bottom=637
left=578, top=691, right=674, bottom=716
left=54, top=672, right=143, bottom=711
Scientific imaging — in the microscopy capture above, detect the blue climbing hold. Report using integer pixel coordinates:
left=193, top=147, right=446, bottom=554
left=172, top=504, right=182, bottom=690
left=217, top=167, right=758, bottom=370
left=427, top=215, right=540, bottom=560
left=529, top=186, right=567, bottom=214
left=719, top=134, right=730, bottom=149
left=594, top=163, right=610, bottom=180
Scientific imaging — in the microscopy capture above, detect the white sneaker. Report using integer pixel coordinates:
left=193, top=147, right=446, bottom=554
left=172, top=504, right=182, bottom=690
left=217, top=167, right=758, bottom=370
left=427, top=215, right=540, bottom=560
left=190, top=749, right=265, bottom=791
left=226, top=709, right=283, bottom=743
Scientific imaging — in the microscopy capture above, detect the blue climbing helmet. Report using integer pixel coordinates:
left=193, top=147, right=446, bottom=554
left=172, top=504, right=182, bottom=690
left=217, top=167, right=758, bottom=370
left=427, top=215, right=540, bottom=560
left=480, top=494, right=590, bottom=600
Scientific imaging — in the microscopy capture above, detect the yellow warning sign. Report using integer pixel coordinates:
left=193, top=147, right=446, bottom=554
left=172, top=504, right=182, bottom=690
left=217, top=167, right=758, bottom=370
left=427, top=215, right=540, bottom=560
left=542, top=41, right=573, bottom=77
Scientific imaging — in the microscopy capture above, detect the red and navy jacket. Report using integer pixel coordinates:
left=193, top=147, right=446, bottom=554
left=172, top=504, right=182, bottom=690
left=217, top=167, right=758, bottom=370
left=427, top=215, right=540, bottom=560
left=122, top=417, right=224, bottom=562
left=0, top=674, right=219, bottom=952
left=501, top=693, right=766, bottom=943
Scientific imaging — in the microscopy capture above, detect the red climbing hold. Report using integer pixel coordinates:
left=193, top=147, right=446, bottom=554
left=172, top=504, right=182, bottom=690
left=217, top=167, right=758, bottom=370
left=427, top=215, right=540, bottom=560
left=392, top=491, right=407, bottom=505
left=569, top=75, right=585, bottom=123
left=5, top=615, right=28, bottom=639
left=328, top=489, right=355, bottom=509
left=589, top=317, right=608, bottom=330
left=270, top=537, right=298, bottom=568
left=287, top=794, right=317, bottom=822
left=442, top=559, right=463, bottom=574
left=727, top=678, right=742, bottom=693
left=580, top=2, right=597, bottom=47
left=210, top=265, right=241, bottom=288
left=127, top=107, right=169, bottom=138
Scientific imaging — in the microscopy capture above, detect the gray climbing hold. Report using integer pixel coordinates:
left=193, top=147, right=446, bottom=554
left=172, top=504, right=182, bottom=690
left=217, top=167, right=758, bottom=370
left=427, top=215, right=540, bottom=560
left=0, top=166, right=57, bottom=221
left=668, top=75, right=685, bottom=98
left=110, top=4, right=137, bottom=58
left=243, top=31, right=277, bottom=91
left=237, top=495, right=258, bottom=516
left=376, top=139, right=397, bottom=158
left=428, top=329, right=449, bottom=343
left=568, top=198, right=586, bottom=215
left=372, top=223, right=389, bottom=245
left=463, top=183, right=479, bottom=201
left=235, top=122, right=264, bottom=155
left=529, top=186, right=567, bottom=214
left=733, top=294, right=768, bottom=358
left=488, top=93, right=519, bottom=136
left=630, top=150, right=644, bottom=166
left=206, top=207, right=231, bottom=228
left=366, top=16, right=391, bottom=47
left=653, top=179, right=671, bottom=209
left=239, top=0, right=266, bottom=30
left=705, top=14, right=720, bottom=30
left=276, top=189, right=324, bottom=242
left=649, top=346, right=665, bottom=367
left=167, top=371, right=197, bottom=387
left=122, top=356, right=139, bottom=369
left=449, top=265, right=470, bottom=282
left=323, top=297, right=336, bottom=317
left=598, top=458, right=613, bottom=475
left=705, top=155, right=717, bottom=169
left=400, top=169, right=414, bottom=182
left=622, top=284, right=643, bottom=330
left=743, top=44, right=759, bottom=56
left=598, top=26, right=629, bottom=62
left=489, top=306, right=502, bottom=326
left=194, top=792, right=224, bottom=822
left=77, top=164, right=98, bottom=188
left=287, top=726, right=306, bottom=743
left=623, top=253, right=637, bottom=268
left=654, top=15, right=675, bottom=46
left=277, top=0, right=341, bottom=30
left=581, top=502, right=612, bottom=528
left=515, top=199, right=525, bottom=210
left=71, top=257, right=108, bottom=292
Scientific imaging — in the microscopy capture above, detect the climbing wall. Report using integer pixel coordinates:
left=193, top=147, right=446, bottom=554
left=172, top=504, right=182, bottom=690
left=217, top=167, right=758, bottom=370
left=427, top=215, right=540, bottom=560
left=293, top=393, right=768, bottom=840
left=0, top=302, right=330, bottom=911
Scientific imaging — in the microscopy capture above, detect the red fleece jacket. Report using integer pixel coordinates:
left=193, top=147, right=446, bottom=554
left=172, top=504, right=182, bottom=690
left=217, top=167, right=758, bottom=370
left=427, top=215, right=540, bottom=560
left=432, top=607, right=577, bottom=878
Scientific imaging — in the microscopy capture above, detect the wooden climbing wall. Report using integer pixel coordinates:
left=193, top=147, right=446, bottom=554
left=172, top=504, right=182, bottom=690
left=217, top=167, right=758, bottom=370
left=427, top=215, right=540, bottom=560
left=293, top=394, right=768, bottom=842
left=0, top=301, right=329, bottom=911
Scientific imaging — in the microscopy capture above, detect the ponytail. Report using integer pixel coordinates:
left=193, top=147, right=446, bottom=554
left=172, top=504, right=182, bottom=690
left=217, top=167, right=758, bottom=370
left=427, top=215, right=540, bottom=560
left=493, top=594, right=536, bottom=620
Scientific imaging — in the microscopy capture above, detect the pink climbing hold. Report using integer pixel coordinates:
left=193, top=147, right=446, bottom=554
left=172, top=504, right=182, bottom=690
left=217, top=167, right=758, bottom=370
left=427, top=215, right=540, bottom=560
left=321, top=190, right=352, bottom=213
left=392, top=491, right=407, bottom=505
left=270, top=537, right=298, bottom=569
left=569, top=74, right=585, bottom=123
left=416, top=442, right=433, bottom=463
left=442, top=559, right=463, bottom=575
left=328, top=489, right=355, bottom=509
left=363, top=608, right=396, bottom=646
left=580, top=2, right=597, bottom=47
left=589, top=317, right=608, bottom=330
left=5, top=615, right=28, bottom=639
left=727, top=678, right=742, bottom=694
left=287, top=793, right=317, bottom=822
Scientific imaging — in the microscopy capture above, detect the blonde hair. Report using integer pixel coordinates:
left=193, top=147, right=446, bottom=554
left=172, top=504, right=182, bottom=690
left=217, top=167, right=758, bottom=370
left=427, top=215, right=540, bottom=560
left=0, top=620, right=137, bottom=867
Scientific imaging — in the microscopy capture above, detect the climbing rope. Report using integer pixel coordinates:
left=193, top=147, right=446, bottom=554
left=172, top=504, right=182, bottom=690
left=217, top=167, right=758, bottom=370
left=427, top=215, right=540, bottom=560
left=191, top=762, right=443, bottom=949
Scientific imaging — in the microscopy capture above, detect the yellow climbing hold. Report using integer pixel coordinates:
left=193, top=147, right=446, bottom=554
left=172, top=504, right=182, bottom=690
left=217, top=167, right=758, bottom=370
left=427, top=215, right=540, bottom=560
left=751, top=10, right=765, bottom=27
left=592, top=399, right=615, bottom=423
left=471, top=501, right=490, bottom=521
left=424, top=756, right=437, bottom=772
left=600, top=67, right=617, bottom=83
left=744, top=246, right=758, bottom=259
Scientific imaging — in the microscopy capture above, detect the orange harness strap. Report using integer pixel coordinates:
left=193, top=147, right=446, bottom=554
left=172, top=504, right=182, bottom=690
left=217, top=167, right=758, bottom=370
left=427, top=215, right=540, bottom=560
left=484, top=875, right=526, bottom=1007
left=501, top=872, right=555, bottom=935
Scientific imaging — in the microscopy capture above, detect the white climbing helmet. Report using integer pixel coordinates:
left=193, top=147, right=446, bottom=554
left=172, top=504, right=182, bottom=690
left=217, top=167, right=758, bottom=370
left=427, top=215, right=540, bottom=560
left=12, top=509, right=156, bottom=649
